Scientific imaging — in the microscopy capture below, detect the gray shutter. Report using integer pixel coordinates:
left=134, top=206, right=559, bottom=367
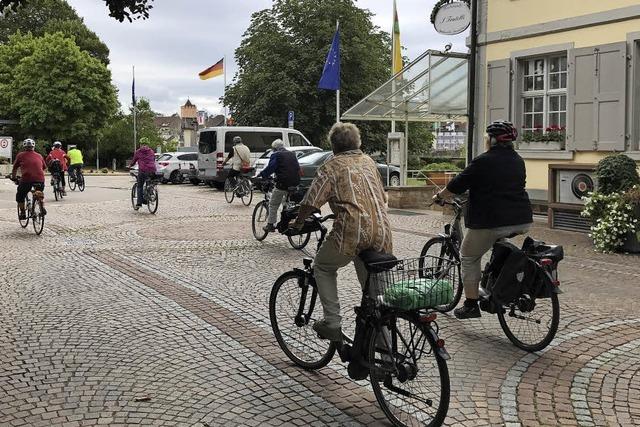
left=567, top=42, right=627, bottom=151
left=486, top=59, right=511, bottom=123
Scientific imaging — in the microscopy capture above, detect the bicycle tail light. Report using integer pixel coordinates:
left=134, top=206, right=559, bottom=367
left=216, top=152, right=224, bottom=171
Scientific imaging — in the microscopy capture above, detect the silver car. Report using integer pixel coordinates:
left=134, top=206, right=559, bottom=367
left=253, top=146, right=323, bottom=177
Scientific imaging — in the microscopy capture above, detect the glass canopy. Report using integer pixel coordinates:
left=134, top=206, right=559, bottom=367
left=341, top=50, right=469, bottom=122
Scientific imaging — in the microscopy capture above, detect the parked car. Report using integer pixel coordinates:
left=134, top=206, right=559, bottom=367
left=298, top=151, right=401, bottom=187
left=197, top=126, right=316, bottom=189
left=253, top=146, right=323, bottom=177
left=129, top=153, right=162, bottom=178
left=154, top=152, right=198, bottom=184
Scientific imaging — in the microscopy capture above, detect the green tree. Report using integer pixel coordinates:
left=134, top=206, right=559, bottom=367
left=0, top=0, right=110, bottom=64
left=0, top=0, right=153, bottom=22
left=0, top=32, right=117, bottom=148
left=224, top=0, right=392, bottom=151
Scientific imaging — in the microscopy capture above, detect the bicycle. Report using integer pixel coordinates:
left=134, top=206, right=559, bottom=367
left=51, top=171, right=64, bottom=201
left=12, top=178, right=46, bottom=235
left=251, top=179, right=314, bottom=250
left=130, top=172, right=159, bottom=214
left=68, top=166, right=85, bottom=192
left=270, top=215, right=451, bottom=427
left=420, top=197, right=562, bottom=352
left=224, top=170, right=253, bottom=206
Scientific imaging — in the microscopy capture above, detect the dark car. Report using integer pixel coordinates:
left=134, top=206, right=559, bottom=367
left=298, top=151, right=401, bottom=187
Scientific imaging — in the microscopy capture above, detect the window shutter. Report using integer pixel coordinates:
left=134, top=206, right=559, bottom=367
left=567, top=42, right=627, bottom=151
left=486, top=59, right=511, bottom=123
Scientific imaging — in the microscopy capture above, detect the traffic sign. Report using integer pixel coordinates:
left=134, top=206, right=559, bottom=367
left=287, top=111, right=294, bottom=129
left=0, top=136, right=12, bottom=161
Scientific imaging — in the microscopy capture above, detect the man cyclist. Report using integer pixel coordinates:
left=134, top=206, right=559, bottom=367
left=67, top=145, right=84, bottom=183
left=433, top=120, right=533, bottom=319
left=257, top=139, right=301, bottom=233
left=222, top=136, right=251, bottom=186
left=11, top=139, right=47, bottom=220
left=46, top=141, right=67, bottom=195
left=291, top=122, right=392, bottom=342
left=129, top=137, right=157, bottom=210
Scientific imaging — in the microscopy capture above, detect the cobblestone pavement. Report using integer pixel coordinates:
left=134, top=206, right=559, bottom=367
left=1, top=176, right=639, bottom=426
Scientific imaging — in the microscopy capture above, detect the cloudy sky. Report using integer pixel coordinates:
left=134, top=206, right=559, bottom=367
left=66, top=0, right=467, bottom=116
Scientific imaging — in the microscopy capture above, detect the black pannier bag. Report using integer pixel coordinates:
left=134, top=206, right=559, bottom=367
left=277, top=205, right=299, bottom=233
left=486, top=241, right=537, bottom=305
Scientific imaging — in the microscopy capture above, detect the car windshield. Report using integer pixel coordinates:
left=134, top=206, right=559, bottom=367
left=259, top=149, right=273, bottom=159
left=298, top=151, right=331, bottom=164
left=296, top=148, right=322, bottom=158
left=158, top=154, right=172, bottom=161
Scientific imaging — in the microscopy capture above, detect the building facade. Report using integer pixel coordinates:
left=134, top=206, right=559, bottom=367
left=474, top=0, right=640, bottom=202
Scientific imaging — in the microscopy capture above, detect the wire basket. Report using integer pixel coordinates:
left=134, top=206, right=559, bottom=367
left=369, top=256, right=459, bottom=311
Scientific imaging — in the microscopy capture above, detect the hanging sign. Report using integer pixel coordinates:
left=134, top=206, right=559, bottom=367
left=432, top=1, right=471, bottom=35
left=0, top=136, right=13, bottom=161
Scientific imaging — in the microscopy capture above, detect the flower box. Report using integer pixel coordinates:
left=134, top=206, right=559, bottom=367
left=518, top=140, right=564, bottom=151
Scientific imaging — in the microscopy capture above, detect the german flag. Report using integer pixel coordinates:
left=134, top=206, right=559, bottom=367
left=199, top=58, right=224, bottom=80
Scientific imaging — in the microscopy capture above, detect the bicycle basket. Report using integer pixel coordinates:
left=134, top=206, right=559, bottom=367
left=369, top=256, right=457, bottom=311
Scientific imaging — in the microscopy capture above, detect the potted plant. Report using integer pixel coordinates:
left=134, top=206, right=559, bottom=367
left=581, top=154, right=640, bottom=253
left=520, top=126, right=565, bottom=150
left=422, top=162, right=461, bottom=186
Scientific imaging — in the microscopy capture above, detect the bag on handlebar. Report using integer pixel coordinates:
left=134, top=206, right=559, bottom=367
left=486, top=241, right=537, bottom=305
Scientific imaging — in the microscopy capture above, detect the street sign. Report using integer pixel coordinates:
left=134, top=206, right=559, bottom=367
left=432, top=1, right=471, bottom=35
left=287, top=111, right=294, bottom=129
left=0, top=136, right=13, bottom=162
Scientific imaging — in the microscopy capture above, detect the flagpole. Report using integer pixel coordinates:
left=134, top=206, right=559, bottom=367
left=335, top=20, right=340, bottom=123
left=391, top=0, right=397, bottom=134
left=132, top=65, right=137, bottom=153
left=223, top=55, right=227, bottom=126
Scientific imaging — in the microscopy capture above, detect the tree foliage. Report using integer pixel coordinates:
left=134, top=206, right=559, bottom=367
left=224, top=0, right=392, bottom=151
left=0, top=0, right=153, bottom=22
left=0, top=0, right=110, bottom=64
left=0, top=32, right=117, bottom=147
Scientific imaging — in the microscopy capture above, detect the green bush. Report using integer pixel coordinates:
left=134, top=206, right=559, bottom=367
left=0, top=156, right=9, bottom=165
left=454, top=159, right=466, bottom=169
left=422, top=162, right=461, bottom=172
left=101, top=168, right=108, bottom=174
left=596, top=154, right=640, bottom=195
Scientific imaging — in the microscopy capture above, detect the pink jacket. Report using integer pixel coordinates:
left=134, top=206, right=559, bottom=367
left=131, top=146, right=156, bottom=173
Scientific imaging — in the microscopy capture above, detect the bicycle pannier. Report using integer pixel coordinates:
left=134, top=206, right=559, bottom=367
left=487, top=241, right=536, bottom=305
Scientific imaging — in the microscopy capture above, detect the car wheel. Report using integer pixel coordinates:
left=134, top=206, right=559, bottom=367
left=389, top=173, right=401, bottom=187
left=170, top=170, right=184, bottom=184
left=190, top=178, right=200, bottom=186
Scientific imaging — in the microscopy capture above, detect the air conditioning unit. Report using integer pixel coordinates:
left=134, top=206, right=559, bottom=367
left=548, top=164, right=597, bottom=232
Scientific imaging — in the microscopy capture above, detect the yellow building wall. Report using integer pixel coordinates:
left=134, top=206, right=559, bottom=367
left=525, top=154, right=609, bottom=190
left=487, top=0, right=640, bottom=32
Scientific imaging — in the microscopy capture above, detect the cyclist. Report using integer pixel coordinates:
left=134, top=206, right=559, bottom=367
left=11, top=139, right=47, bottom=220
left=46, top=141, right=67, bottom=195
left=222, top=136, right=250, bottom=186
left=130, top=137, right=157, bottom=210
left=257, top=139, right=301, bottom=233
left=67, top=145, right=84, bottom=182
left=433, top=120, right=533, bottom=319
left=291, top=122, right=392, bottom=342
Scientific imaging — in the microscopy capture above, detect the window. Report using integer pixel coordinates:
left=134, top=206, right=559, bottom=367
left=521, top=55, right=567, bottom=136
left=298, top=152, right=331, bottom=165
left=158, top=154, right=172, bottom=161
left=224, top=131, right=282, bottom=153
left=288, top=133, right=305, bottom=146
left=198, top=131, right=216, bottom=154
left=177, top=153, right=197, bottom=161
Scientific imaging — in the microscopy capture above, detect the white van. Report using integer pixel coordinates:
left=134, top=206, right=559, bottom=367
left=197, top=126, right=314, bottom=188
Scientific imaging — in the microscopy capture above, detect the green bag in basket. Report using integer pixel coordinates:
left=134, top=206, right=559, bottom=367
left=382, top=278, right=453, bottom=310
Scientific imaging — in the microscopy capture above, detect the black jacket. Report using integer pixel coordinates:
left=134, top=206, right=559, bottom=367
left=259, top=148, right=300, bottom=190
left=446, top=146, right=533, bottom=229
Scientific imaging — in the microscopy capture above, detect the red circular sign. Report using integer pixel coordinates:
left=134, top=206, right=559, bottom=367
left=0, top=139, right=8, bottom=148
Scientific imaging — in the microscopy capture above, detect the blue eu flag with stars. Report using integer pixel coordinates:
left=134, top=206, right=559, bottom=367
left=318, top=26, right=340, bottom=91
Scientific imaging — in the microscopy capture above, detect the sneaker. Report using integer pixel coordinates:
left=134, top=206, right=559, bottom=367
left=262, top=223, right=276, bottom=233
left=313, top=319, right=343, bottom=342
left=134, top=204, right=141, bottom=211
left=454, top=302, right=481, bottom=319
left=41, top=207, right=47, bottom=216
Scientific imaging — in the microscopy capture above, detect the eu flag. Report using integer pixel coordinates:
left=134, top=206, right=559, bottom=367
left=318, top=26, right=340, bottom=91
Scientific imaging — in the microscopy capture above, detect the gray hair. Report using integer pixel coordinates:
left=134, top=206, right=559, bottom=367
left=328, top=122, right=361, bottom=153
left=271, top=139, right=284, bottom=149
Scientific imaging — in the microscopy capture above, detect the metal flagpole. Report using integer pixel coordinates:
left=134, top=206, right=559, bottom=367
left=223, top=55, right=227, bottom=126
left=336, top=20, right=340, bottom=123
left=132, top=65, right=137, bottom=153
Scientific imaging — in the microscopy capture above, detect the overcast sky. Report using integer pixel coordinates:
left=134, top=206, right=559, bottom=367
left=66, top=0, right=467, bottom=116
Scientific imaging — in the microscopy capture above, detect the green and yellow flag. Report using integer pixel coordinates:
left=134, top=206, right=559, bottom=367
left=392, top=0, right=402, bottom=74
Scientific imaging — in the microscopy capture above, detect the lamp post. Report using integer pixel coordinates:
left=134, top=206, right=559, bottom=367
left=466, top=0, right=478, bottom=165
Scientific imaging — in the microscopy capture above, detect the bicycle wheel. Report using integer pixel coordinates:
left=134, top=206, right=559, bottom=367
left=68, top=173, right=77, bottom=191
left=418, top=237, right=462, bottom=312
left=224, top=179, right=235, bottom=203
left=497, top=292, right=560, bottom=352
left=32, top=199, right=45, bottom=235
left=368, top=314, right=449, bottom=427
left=147, top=185, right=158, bottom=214
left=240, top=179, right=253, bottom=206
left=252, top=200, right=269, bottom=241
left=19, top=193, right=31, bottom=228
left=54, top=181, right=60, bottom=201
left=131, top=183, right=137, bottom=210
left=288, top=232, right=311, bottom=250
left=269, top=270, right=336, bottom=370
left=78, top=172, right=85, bottom=192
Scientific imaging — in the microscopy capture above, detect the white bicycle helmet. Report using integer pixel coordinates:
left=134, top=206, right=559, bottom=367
left=53, top=141, right=62, bottom=147
left=23, top=138, right=35, bottom=149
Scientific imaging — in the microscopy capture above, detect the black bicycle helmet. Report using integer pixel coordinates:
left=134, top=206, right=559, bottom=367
left=486, top=120, right=518, bottom=142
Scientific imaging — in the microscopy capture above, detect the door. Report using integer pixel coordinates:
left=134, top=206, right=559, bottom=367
left=198, top=130, right=217, bottom=178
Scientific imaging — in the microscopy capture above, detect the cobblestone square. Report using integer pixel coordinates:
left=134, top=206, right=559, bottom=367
left=1, top=176, right=639, bottom=426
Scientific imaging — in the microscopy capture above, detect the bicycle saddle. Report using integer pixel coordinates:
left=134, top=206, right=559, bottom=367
left=522, top=237, right=564, bottom=262
left=359, top=249, right=398, bottom=272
